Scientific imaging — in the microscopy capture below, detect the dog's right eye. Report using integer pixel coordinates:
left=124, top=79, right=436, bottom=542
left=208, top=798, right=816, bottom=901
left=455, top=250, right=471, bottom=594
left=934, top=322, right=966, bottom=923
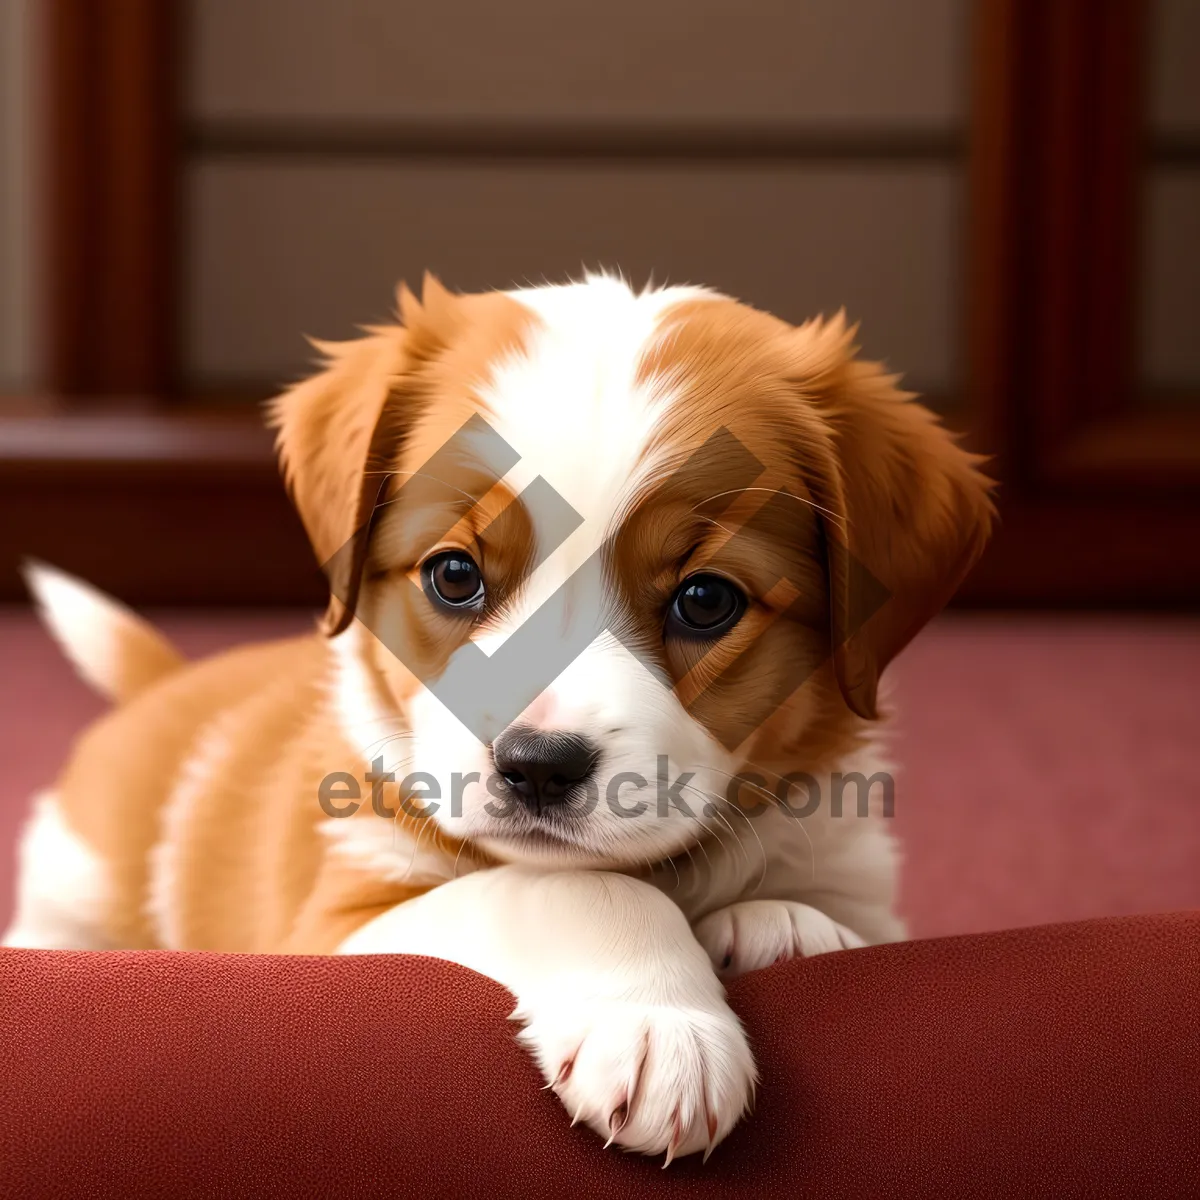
left=422, top=551, right=485, bottom=612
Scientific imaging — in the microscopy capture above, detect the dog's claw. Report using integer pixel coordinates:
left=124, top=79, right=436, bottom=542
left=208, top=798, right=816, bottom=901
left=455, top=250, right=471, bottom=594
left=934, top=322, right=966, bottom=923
left=701, top=1096, right=719, bottom=1162
left=547, top=1054, right=575, bottom=1089
left=662, top=1109, right=683, bottom=1168
left=603, top=1098, right=629, bottom=1148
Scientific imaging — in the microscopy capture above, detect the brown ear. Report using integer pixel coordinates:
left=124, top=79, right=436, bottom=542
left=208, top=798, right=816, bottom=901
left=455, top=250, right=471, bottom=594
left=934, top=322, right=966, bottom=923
left=788, top=316, right=995, bottom=719
left=267, top=274, right=459, bottom=635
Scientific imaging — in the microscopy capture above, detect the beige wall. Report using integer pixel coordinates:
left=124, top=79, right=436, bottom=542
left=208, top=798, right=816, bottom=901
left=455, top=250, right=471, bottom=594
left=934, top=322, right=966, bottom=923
left=0, top=0, right=35, bottom=389
left=186, top=161, right=960, bottom=390
left=182, top=0, right=968, bottom=395
left=4, top=3, right=1194, bottom=396
left=1149, top=0, right=1200, bottom=134
left=189, top=0, right=966, bottom=127
left=1140, top=173, right=1200, bottom=391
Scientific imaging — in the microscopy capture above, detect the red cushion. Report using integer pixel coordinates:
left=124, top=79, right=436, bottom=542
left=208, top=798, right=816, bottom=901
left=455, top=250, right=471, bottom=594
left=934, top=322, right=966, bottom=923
left=2, top=913, right=1197, bottom=1198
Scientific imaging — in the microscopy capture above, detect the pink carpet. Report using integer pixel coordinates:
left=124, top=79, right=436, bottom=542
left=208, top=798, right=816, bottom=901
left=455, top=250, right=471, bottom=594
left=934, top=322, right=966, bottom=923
left=1, top=609, right=1197, bottom=938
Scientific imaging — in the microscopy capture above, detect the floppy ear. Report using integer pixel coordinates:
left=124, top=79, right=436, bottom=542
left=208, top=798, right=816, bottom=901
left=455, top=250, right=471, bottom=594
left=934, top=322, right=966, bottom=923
left=788, top=316, right=995, bottom=720
left=267, top=274, right=460, bottom=635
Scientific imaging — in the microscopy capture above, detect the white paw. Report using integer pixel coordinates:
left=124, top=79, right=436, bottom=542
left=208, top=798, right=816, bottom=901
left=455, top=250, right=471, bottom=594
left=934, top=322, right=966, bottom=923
left=516, top=993, right=756, bottom=1162
left=693, top=900, right=866, bottom=980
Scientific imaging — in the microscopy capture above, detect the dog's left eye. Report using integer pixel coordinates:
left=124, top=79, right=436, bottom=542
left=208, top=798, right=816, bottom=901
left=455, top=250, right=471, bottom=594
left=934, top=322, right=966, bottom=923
left=666, top=574, right=746, bottom=639
left=422, top=551, right=485, bottom=612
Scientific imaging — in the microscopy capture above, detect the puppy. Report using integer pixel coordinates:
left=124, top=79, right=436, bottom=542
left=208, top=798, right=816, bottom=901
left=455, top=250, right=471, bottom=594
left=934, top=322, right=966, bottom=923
left=4, top=274, right=993, bottom=1161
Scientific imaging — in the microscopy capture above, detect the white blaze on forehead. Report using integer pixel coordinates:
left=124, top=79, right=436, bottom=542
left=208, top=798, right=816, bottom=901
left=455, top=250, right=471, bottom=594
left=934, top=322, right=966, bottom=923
left=484, top=275, right=717, bottom=593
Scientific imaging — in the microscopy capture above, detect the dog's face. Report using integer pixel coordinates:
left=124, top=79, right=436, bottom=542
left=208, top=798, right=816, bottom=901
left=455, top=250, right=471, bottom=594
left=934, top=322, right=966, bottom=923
left=273, top=276, right=992, bottom=869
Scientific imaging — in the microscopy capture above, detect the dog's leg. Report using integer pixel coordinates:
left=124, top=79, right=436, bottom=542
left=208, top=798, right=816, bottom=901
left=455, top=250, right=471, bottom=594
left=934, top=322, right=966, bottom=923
left=692, top=899, right=873, bottom=980
left=337, top=865, right=755, bottom=1161
left=1, top=792, right=115, bottom=950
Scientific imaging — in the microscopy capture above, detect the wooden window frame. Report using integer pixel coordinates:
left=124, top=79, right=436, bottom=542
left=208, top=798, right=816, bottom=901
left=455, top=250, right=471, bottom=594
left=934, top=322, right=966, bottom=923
left=0, top=0, right=321, bottom=605
left=960, top=0, right=1200, bottom=604
left=43, top=0, right=178, bottom=397
left=2, top=0, right=1198, bottom=605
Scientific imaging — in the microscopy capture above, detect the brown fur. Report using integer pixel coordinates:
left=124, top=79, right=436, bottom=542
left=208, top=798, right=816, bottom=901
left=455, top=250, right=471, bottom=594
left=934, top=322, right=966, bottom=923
left=47, top=278, right=991, bottom=953
left=638, top=297, right=994, bottom=731
left=54, top=277, right=532, bottom=953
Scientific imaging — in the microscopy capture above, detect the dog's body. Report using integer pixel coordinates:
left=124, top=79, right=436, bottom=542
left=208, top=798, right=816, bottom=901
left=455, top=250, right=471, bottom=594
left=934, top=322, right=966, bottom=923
left=4, top=275, right=992, bottom=1160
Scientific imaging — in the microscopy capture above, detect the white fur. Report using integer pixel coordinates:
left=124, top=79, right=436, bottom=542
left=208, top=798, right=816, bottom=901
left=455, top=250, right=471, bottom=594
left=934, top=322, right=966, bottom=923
left=638, top=740, right=906, bottom=943
left=325, top=623, right=466, bottom=884
left=338, top=865, right=756, bottom=1159
left=693, top=900, right=866, bottom=977
left=9, top=277, right=908, bottom=1165
left=145, top=717, right=236, bottom=949
left=494, top=274, right=713, bottom=549
left=329, top=277, right=905, bottom=1160
left=318, top=815, right=477, bottom=889
left=2, top=792, right=113, bottom=949
left=328, top=620, right=399, bottom=761
left=22, top=559, right=180, bottom=702
left=406, top=278, right=738, bottom=868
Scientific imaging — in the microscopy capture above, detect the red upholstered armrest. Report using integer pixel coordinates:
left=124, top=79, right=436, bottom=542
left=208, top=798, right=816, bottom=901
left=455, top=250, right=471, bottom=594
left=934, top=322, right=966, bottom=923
left=2, top=913, right=1197, bottom=1199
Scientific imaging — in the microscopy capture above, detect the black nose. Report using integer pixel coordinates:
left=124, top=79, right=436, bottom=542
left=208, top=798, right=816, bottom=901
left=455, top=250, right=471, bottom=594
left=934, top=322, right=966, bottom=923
left=492, top=727, right=599, bottom=812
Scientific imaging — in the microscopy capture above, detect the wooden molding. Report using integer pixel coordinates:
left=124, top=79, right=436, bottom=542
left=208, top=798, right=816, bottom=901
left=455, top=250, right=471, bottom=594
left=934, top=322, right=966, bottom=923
left=188, top=119, right=965, bottom=162
left=958, top=497, right=1200, bottom=606
left=0, top=405, right=324, bottom=605
left=1045, top=410, right=1200, bottom=488
left=4, top=399, right=1198, bottom=609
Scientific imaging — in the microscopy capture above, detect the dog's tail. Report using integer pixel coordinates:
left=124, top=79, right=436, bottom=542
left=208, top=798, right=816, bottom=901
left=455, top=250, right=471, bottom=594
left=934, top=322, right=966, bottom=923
left=22, top=560, right=185, bottom=705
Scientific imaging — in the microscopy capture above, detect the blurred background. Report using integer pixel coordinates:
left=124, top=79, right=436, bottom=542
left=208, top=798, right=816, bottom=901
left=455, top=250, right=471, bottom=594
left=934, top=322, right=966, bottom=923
left=0, top=0, right=1197, bottom=937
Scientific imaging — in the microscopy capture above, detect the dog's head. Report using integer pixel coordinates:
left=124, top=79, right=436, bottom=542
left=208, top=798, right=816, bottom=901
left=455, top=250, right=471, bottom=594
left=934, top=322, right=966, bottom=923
left=272, top=274, right=993, bottom=868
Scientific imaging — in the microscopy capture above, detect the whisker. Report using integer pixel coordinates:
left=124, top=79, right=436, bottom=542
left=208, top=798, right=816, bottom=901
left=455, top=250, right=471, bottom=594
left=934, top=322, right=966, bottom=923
left=733, top=757, right=819, bottom=886
left=674, top=782, right=734, bottom=893
left=689, top=813, right=715, bottom=872
left=349, top=713, right=407, bottom=727
left=691, top=763, right=782, bottom=813
left=642, top=850, right=680, bottom=893
left=382, top=740, right=417, bottom=774
left=398, top=809, right=433, bottom=881
left=358, top=468, right=484, bottom=511
left=692, top=486, right=847, bottom=528
left=678, top=791, right=728, bottom=851
left=690, top=809, right=730, bottom=853
left=451, top=834, right=469, bottom=882
left=392, top=750, right=433, bottom=877
left=709, top=803, right=752, bottom=869
left=679, top=841, right=701, bottom=892
left=694, top=514, right=737, bottom=539
left=718, top=800, right=769, bottom=896
left=361, top=731, right=417, bottom=758
left=656, top=847, right=682, bottom=892
left=681, top=762, right=817, bottom=886
left=678, top=779, right=762, bottom=891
